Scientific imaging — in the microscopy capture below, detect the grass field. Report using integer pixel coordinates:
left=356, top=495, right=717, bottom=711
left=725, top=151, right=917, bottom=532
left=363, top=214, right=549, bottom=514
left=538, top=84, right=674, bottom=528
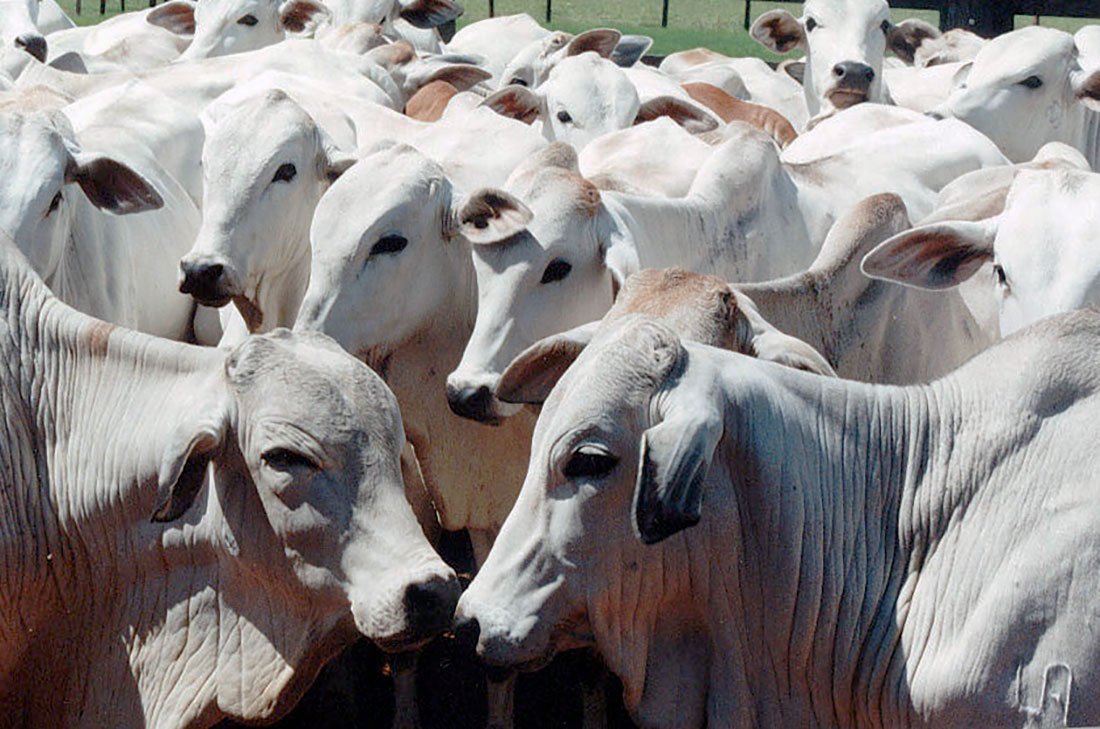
left=54, top=0, right=1100, bottom=58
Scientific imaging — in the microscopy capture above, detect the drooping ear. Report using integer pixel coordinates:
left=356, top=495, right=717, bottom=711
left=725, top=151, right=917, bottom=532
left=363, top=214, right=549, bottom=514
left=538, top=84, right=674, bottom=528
left=66, top=153, right=164, bottom=214
left=496, top=321, right=599, bottom=404
left=481, top=85, right=544, bottom=125
left=731, top=289, right=837, bottom=376
left=398, top=0, right=463, bottom=29
left=861, top=219, right=998, bottom=290
left=635, top=95, right=718, bottom=134
left=566, top=28, right=621, bottom=59
left=633, top=403, right=723, bottom=545
left=278, top=0, right=331, bottom=35
left=48, top=51, right=88, bottom=74
left=456, top=188, right=533, bottom=244
left=601, top=228, right=640, bottom=297
left=421, top=63, right=492, bottom=91
left=750, top=9, right=805, bottom=54
left=146, top=0, right=196, bottom=35
left=951, top=61, right=972, bottom=90
left=886, top=18, right=940, bottom=64
left=151, top=412, right=230, bottom=523
left=611, top=34, right=652, bottom=68
left=781, top=59, right=806, bottom=85
left=1071, top=68, right=1100, bottom=112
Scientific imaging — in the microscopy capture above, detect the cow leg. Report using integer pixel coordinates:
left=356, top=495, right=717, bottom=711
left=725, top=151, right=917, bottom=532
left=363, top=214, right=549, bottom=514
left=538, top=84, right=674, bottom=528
left=486, top=673, right=516, bottom=729
left=390, top=652, right=421, bottom=729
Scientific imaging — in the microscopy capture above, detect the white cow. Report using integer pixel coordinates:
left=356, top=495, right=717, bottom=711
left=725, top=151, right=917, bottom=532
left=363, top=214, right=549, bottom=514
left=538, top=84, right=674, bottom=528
left=458, top=309, right=1100, bottom=728
left=0, top=0, right=50, bottom=61
left=750, top=0, right=936, bottom=121
left=483, top=52, right=717, bottom=152
left=0, top=234, right=459, bottom=728
left=0, top=108, right=209, bottom=342
left=864, top=166, right=1100, bottom=338
left=321, top=0, right=463, bottom=52
left=46, top=1, right=196, bottom=71
left=443, top=13, right=549, bottom=82
left=929, top=26, right=1100, bottom=168
left=180, top=0, right=332, bottom=60
left=448, top=111, right=1006, bottom=423
left=497, top=27, right=621, bottom=88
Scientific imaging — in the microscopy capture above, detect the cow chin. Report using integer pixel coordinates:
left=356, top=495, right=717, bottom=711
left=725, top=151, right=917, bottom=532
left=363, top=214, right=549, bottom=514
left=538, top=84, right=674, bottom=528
left=827, top=88, right=870, bottom=110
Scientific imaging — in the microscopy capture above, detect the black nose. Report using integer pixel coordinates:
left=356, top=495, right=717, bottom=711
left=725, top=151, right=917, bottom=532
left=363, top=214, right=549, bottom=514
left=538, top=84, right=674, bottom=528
left=15, top=34, right=46, bottom=63
left=403, top=576, right=460, bottom=639
left=926, top=110, right=945, bottom=120
left=446, top=384, right=499, bottom=424
left=833, top=61, right=875, bottom=89
left=452, top=613, right=480, bottom=648
left=179, top=261, right=230, bottom=306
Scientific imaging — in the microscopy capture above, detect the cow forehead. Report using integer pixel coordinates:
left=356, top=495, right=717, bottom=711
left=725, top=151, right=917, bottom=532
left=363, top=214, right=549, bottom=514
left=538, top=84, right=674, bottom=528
left=968, top=27, right=1073, bottom=83
left=195, top=0, right=276, bottom=21
left=803, top=0, right=888, bottom=23
left=0, top=113, right=69, bottom=187
left=207, top=92, right=318, bottom=154
left=1001, top=170, right=1100, bottom=244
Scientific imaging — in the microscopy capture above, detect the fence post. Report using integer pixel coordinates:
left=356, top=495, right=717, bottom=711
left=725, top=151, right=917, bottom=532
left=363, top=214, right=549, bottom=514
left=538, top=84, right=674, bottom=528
left=743, top=0, right=752, bottom=30
left=99, top=0, right=105, bottom=15
left=545, top=0, right=551, bottom=23
left=661, top=0, right=669, bottom=27
left=75, top=0, right=81, bottom=13
left=939, top=0, right=1013, bottom=37
left=488, top=0, right=493, bottom=17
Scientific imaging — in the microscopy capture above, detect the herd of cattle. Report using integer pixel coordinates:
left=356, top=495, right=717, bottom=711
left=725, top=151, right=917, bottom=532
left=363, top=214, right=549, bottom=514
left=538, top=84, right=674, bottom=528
left=4, top=0, right=1100, bottom=726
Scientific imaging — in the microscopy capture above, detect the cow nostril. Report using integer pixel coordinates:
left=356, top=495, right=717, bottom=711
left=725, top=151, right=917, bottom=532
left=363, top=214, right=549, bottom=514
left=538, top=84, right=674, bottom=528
left=452, top=614, right=481, bottom=648
left=446, top=384, right=497, bottom=423
left=15, top=35, right=46, bottom=63
left=179, top=261, right=231, bottom=304
left=833, top=64, right=845, bottom=78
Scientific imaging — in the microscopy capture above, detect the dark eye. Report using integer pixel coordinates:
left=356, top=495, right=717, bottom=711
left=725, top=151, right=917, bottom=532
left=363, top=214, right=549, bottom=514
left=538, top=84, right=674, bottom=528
left=1020, top=75, right=1043, bottom=89
left=563, top=446, right=618, bottom=480
left=46, top=191, right=62, bottom=215
left=510, top=77, right=528, bottom=87
left=371, top=234, right=408, bottom=256
left=237, top=13, right=258, bottom=25
left=261, top=448, right=318, bottom=471
left=272, top=162, right=296, bottom=183
left=880, top=19, right=891, bottom=34
left=993, top=263, right=1008, bottom=286
left=540, top=257, right=572, bottom=284
left=556, top=110, right=572, bottom=124
left=805, top=17, right=817, bottom=32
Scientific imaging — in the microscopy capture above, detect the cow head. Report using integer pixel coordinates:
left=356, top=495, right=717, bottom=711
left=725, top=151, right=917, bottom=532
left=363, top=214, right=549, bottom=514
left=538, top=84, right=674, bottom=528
left=751, top=0, right=919, bottom=116
left=929, top=26, right=1100, bottom=163
left=498, top=28, right=622, bottom=88
left=447, top=143, right=636, bottom=424
left=0, top=0, right=47, bottom=62
left=153, top=328, right=460, bottom=664
left=0, top=111, right=163, bottom=282
left=323, top=0, right=462, bottom=28
left=483, top=53, right=714, bottom=152
left=179, top=89, right=353, bottom=331
left=179, top=0, right=330, bottom=60
left=863, top=167, right=1100, bottom=337
left=295, top=142, right=529, bottom=369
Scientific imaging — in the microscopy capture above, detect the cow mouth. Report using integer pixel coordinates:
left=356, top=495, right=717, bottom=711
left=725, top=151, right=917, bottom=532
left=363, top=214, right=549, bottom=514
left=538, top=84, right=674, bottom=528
left=828, top=88, right=870, bottom=109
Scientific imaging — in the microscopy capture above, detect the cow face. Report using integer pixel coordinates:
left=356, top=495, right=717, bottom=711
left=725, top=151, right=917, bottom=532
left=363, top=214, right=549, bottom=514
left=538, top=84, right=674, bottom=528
left=0, top=111, right=162, bottom=281
left=324, top=0, right=461, bottom=28
left=156, top=328, right=460, bottom=652
left=863, top=168, right=1100, bottom=337
left=448, top=148, right=630, bottom=425
left=0, top=0, right=47, bottom=62
left=179, top=90, right=352, bottom=331
left=751, top=0, right=896, bottom=117
left=456, top=316, right=724, bottom=710
left=498, top=28, right=622, bottom=89
left=930, top=27, right=1100, bottom=163
left=179, top=0, right=329, bottom=60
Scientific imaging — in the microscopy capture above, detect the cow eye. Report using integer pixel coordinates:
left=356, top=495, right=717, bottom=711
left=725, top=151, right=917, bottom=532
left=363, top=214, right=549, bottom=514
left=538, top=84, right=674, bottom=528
left=371, top=234, right=408, bottom=256
left=237, top=13, right=258, bottom=25
left=563, top=446, right=618, bottom=480
left=805, top=17, right=818, bottom=32
left=556, top=110, right=573, bottom=124
left=510, top=77, right=528, bottom=87
left=993, top=263, right=1008, bottom=287
left=540, top=257, right=572, bottom=284
left=880, top=19, right=891, bottom=34
left=261, top=448, right=318, bottom=471
left=272, top=163, right=297, bottom=183
left=1020, top=75, right=1043, bottom=89
left=46, top=191, right=62, bottom=215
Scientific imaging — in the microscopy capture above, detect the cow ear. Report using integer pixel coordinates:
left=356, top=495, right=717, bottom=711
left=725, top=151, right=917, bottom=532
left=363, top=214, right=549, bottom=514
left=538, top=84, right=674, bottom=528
left=886, top=19, right=940, bottom=64
left=398, top=0, right=463, bottom=29
left=152, top=412, right=229, bottom=523
left=456, top=188, right=532, bottom=244
left=750, top=9, right=805, bottom=54
left=566, top=28, right=621, bottom=59
left=66, top=153, right=164, bottom=215
left=146, top=0, right=196, bottom=35
left=861, top=219, right=998, bottom=290
left=633, top=403, right=722, bottom=545
left=601, top=228, right=640, bottom=298
left=611, top=34, right=652, bottom=67
left=481, top=85, right=544, bottom=125
left=951, top=61, right=972, bottom=89
left=496, top=322, right=599, bottom=405
left=48, top=51, right=87, bottom=74
left=1072, top=69, right=1100, bottom=112
left=422, top=63, right=491, bottom=91
left=635, top=95, right=718, bottom=134
left=278, top=0, right=330, bottom=35
left=782, top=60, right=806, bottom=85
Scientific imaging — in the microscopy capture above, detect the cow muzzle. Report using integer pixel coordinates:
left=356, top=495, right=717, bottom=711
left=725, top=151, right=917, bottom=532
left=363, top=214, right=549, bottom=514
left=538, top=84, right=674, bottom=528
left=356, top=571, right=461, bottom=653
left=179, top=256, right=240, bottom=307
left=828, top=61, right=875, bottom=108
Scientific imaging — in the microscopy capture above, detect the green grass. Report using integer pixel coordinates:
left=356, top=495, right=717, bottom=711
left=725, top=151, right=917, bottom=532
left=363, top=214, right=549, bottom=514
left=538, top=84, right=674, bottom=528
left=54, top=0, right=1100, bottom=56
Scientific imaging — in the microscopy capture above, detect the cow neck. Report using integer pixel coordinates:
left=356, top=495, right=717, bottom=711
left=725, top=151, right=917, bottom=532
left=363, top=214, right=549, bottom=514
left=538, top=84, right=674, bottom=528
left=1079, top=104, right=1100, bottom=172
left=708, top=358, right=946, bottom=726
